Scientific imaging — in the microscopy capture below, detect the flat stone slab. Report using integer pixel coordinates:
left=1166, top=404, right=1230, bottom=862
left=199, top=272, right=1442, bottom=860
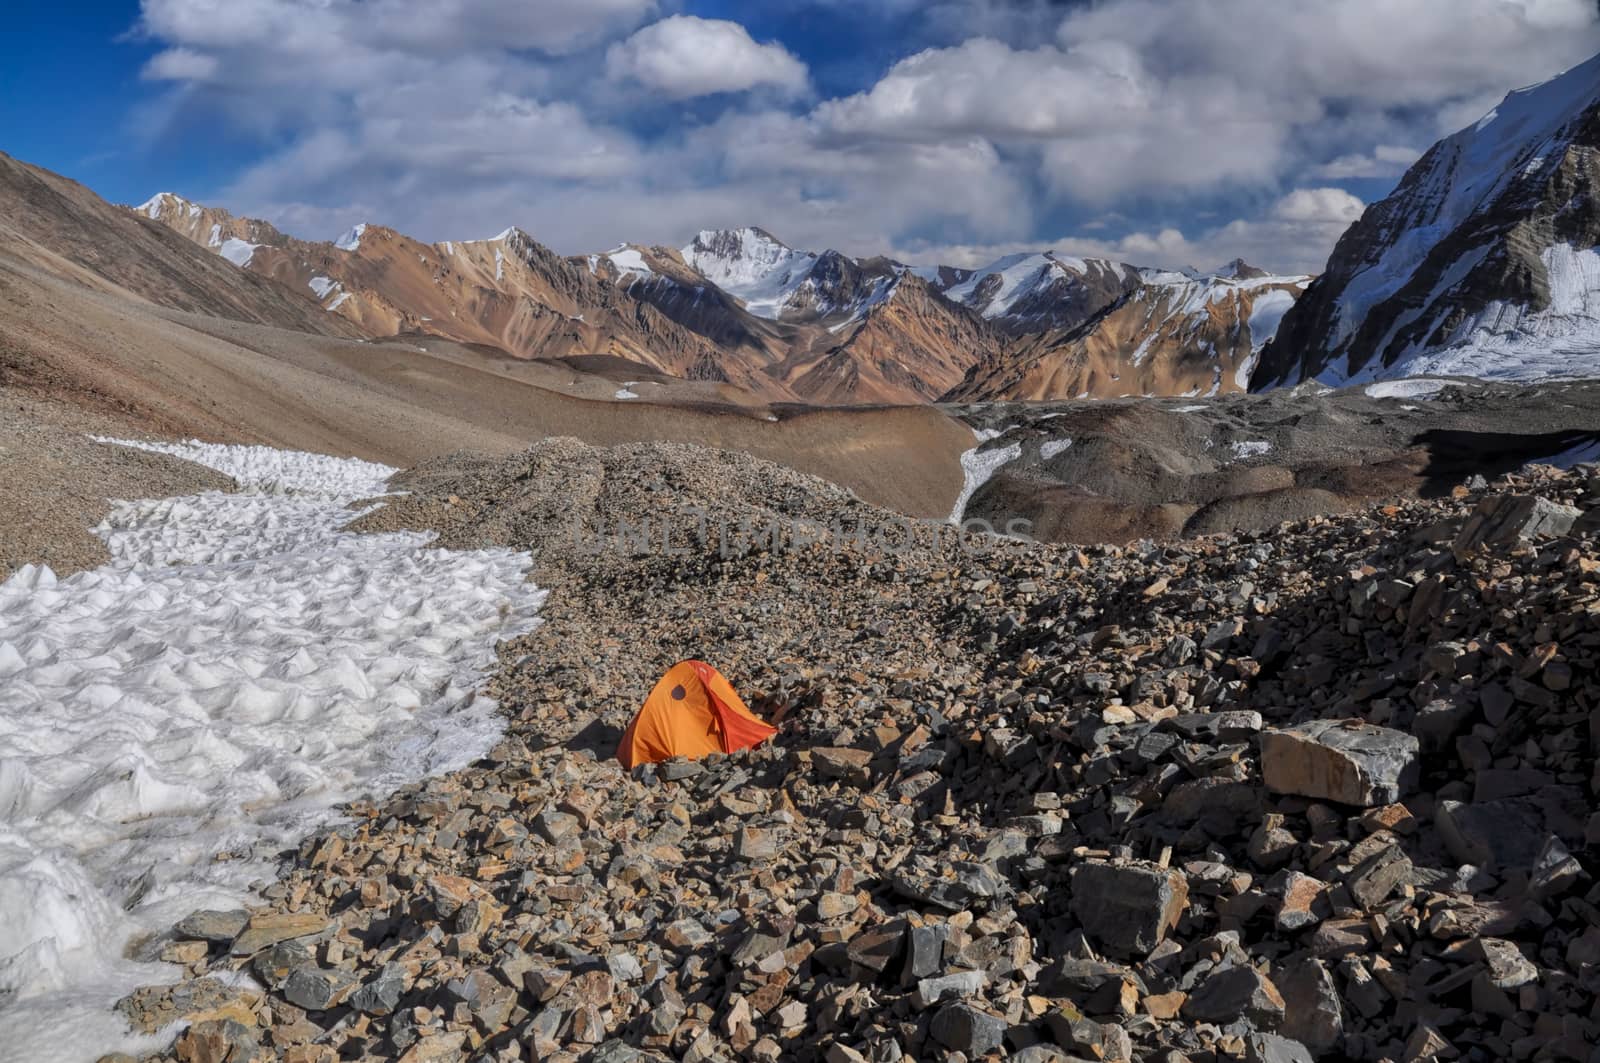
left=1260, top=719, right=1419, bottom=807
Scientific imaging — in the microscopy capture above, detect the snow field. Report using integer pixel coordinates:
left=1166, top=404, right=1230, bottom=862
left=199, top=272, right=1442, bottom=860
left=0, top=439, right=546, bottom=1063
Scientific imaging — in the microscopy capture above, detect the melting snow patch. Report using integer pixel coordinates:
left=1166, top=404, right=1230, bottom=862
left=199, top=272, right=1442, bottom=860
left=1040, top=438, right=1073, bottom=461
left=0, top=440, right=545, bottom=1063
left=335, top=223, right=367, bottom=252
left=1229, top=440, right=1273, bottom=461
left=217, top=238, right=258, bottom=269
left=949, top=427, right=1021, bottom=525
left=615, top=384, right=640, bottom=399
left=1365, top=378, right=1453, bottom=401
left=1247, top=289, right=1297, bottom=351
left=308, top=276, right=338, bottom=300
left=1526, top=436, right=1600, bottom=470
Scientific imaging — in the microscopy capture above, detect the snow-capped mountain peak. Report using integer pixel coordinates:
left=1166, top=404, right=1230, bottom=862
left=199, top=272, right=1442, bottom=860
left=334, top=223, right=368, bottom=252
left=680, top=227, right=818, bottom=318
left=136, top=192, right=202, bottom=221
left=941, top=251, right=1143, bottom=333
left=1256, top=50, right=1600, bottom=388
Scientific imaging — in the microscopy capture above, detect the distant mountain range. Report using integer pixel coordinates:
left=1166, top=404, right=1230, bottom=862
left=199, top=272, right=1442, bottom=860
left=7, top=51, right=1600, bottom=407
left=131, top=195, right=1307, bottom=405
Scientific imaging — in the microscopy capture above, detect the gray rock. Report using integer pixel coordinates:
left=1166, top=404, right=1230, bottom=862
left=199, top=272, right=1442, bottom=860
left=1260, top=719, right=1419, bottom=807
left=1347, top=845, right=1412, bottom=910
left=281, top=965, right=358, bottom=1011
left=1183, top=965, right=1286, bottom=1028
left=901, top=923, right=952, bottom=985
left=1246, top=1033, right=1315, bottom=1063
left=1471, top=938, right=1539, bottom=989
left=1454, top=494, right=1582, bottom=553
left=1275, top=957, right=1344, bottom=1055
left=912, top=970, right=988, bottom=1010
left=930, top=1002, right=1008, bottom=1057
left=1437, top=796, right=1583, bottom=871
left=173, top=909, right=249, bottom=944
left=349, top=962, right=406, bottom=1015
left=1070, top=860, right=1189, bottom=957
left=532, top=810, right=579, bottom=843
left=658, top=759, right=702, bottom=781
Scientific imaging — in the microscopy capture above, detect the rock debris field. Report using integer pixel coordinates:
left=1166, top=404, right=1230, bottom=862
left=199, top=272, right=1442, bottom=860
left=10, top=435, right=1600, bottom=1063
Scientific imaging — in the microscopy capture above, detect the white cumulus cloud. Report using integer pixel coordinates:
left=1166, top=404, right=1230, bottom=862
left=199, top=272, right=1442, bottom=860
left=606, top=16, right=810, bottom=99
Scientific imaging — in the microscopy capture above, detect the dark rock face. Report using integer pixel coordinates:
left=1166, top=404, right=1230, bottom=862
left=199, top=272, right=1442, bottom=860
left=1255, top=55, right=1600, bottom=388
left=1069, top=860, right=1190, bottom=957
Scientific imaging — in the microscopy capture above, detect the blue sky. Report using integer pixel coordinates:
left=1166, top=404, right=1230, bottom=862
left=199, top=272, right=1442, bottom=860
left=6, top=1, right=1600, bottom=273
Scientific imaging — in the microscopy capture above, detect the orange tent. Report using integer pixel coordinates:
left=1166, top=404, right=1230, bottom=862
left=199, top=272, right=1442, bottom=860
left=617, top=660, right=777, bottom=769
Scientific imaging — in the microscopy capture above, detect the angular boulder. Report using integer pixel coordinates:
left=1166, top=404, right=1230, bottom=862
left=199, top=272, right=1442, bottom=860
left=1260, top=720, right=1418, bottom=807
left=1070, top=860, right=1188, bottom=957
left=1454, top=494, right=1581, bottom=554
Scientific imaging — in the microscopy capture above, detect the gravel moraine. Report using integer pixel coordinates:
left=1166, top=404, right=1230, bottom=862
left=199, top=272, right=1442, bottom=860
left=116, top=436, right=1600, bottom=1063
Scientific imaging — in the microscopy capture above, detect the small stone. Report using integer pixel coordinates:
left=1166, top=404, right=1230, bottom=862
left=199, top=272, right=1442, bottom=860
left=1260, top=720, right=1419, bottom=807
left=349, top=962, right=406, bottom=1015
left=1471, top=938, right=1539, bottom=989
left=1273, top=872, right=1327, bottom=932
left=845, top=922, right=906, bottom=974
left=281, top=966, right=357, bottom=1012
left=1454, top=494, right=1581, bottom=553
left=812, top=747, right=873, bottom=786
left=175, top=910, right=249, bottom=945
left=1246, top=1032, right=1314, bottom=1063
left=817, top=891, right=858, bottom=920
left=734, top=826, right=780, bottom=860
left=160, top=940, right=210, bottom=965
left=174, top=1019, right=259, bottom=1063
left=1347, top=845, right=1411, bottom=910
left=532, top=810, right=579, bottom=843
left=1143, top=991, right=1186, bottom=1019
left=1275, top=957, right=1344, bottom=1054
left=913, top=970, right=988, bottom=1009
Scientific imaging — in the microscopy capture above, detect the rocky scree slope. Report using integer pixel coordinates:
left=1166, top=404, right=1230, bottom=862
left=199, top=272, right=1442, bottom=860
left=1256, top=53, right=1600, bottom=388
left=0, top=155, right=359, bottom=337
left=121, top=437, right=1600, bottom=1063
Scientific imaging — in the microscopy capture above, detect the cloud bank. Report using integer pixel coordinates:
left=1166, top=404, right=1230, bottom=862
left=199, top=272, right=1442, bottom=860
left=132, top=0, right=1600, bottom=274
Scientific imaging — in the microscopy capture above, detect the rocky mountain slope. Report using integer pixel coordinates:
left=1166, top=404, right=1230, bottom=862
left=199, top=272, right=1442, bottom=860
left=118, top=435, right=1600, bottom=1063
left=591, top=234, right=1008, bottom=406
left=1256, top=53, right=1600, bottom=388
left=132, top=183, right=1307, bottom=406
left=949, top=268, right=1307, bottom=401
left=0, top=154, right=358, bottom=338
left=931, top=252, right=1144, bottom=335
left=139, top=196, right=790, bottom=400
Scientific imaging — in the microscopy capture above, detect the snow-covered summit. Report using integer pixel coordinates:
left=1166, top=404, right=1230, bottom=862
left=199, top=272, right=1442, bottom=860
left=1258, top=51, right=1600, bottom=388
left=135, top=192, right=202, bottom=221
left=939, top=251, right=1141, bottom=333
left=680, top=227, right=819, bottom=318
left=334, top=223, right=368, bottom=252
